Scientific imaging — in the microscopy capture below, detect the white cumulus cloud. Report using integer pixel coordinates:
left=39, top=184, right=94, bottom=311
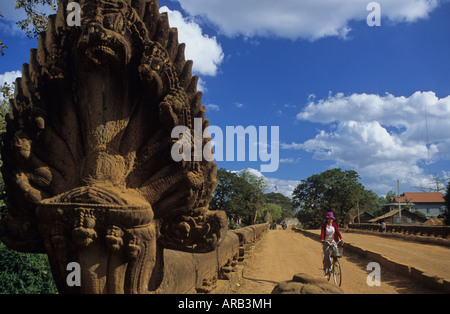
left=235, top=168, right=300, bottom=198
left=175, top=0, right=442, bottom=40
left=289, top=91, right=450, bottom=193
left=160, top=6, right=224, bottom=76
left=0, top=70, right=22, bottom=85
left=0, top=70, right=22, bottom=101
left=297, top=91, right=450, bottom=146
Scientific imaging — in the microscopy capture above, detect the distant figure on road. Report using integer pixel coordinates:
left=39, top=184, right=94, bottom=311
left=380, top=221, right=387, bottom=233
left=320, top=212, right=344, bottom=276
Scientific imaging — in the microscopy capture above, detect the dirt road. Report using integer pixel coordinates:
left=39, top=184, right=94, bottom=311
left=235, top=229, right=438, bottom=294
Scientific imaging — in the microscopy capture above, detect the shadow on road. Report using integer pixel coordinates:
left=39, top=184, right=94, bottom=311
left=343, top=250, right=438, bottom=294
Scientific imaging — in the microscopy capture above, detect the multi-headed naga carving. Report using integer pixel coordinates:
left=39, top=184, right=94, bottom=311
left=0, top=0, right=226, bottom=294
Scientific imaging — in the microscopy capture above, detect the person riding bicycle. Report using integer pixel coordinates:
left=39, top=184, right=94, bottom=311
left=320, top=212, right=344, bottom=276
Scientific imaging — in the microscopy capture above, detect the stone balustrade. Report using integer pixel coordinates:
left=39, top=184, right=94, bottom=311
left=157, top=223, right=269, bottom=294
left=348, top=223, right=450, bottom=238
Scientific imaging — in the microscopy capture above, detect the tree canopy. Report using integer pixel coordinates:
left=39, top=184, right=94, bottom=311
left=264, top=192, right=296, bottom=222
left=210, top=168, right=268, bottom=226
left=0, top=0, right=57, bottom=56
left=292, top=168, right=379, bottom=228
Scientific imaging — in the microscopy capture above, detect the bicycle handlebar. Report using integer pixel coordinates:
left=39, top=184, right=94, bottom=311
left=323, top=239, right=343, bottom=246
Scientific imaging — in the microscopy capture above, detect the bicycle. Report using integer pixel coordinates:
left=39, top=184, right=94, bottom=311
left=323, top=240, right=343, bottom=287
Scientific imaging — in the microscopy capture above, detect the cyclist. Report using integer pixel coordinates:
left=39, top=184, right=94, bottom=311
left=320, top=212, right=344, bottom=276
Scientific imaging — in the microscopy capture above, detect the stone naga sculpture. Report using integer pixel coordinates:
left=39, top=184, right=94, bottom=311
left=0, top=0, right=227, bottom=294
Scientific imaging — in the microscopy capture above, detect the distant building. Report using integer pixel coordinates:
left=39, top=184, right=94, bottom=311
left=357, top=211, right=375, bottom=223
left=344, top=211, right=375, bottom=224
left=368, top=208, right=427, bottom=225
left=388, top=192, right=446, bottom=218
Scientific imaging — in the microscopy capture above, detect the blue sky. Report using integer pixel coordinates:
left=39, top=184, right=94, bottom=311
left=1, top=0, right=450, bottom=197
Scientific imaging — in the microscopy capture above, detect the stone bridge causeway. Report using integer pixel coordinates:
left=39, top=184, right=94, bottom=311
left=160, top=223, right=450, bottom=294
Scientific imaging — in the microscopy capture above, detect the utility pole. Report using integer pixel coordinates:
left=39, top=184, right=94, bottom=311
left=397, top=179, right=402, bottom=224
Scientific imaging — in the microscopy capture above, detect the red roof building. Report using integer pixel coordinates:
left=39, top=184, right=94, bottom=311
left=389, top=192, right=446, bottom=218
left=391, top=192, right=445, bottom=204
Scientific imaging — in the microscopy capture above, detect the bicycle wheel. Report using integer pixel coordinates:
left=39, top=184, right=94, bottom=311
left=332, top=258, right=342, bottom=287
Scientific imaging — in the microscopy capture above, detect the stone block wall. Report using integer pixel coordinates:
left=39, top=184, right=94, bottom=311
left=157, top=223, right=269, bottom=294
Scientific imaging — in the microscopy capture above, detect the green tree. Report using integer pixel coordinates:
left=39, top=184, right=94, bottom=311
left=15, top=0, right=57, bottom=38
left=209, top=168, right=236, bottom=213
left=210, top=168, right=268, bottom=226
left=292, top=168, right=373, bottom=228
left=358, top=189, right=382, bottom=215
left=238, top=169, right=267, bottom=224
left=444, top=182, right=450, bottom=226
left=0, top=0, right=57, bottom=56
left=384, top=190, right=397, bottom=203
left=263, top=203, right=282, bottom=223
left=209, top=168, right=248, bottom=224
left=264, top=192, right=295, bottom=220
left=0, top=242, right=57, bottom=294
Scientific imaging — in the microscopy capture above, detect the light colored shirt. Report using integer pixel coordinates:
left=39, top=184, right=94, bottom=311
left=325, top=225, right=335, bottom=242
